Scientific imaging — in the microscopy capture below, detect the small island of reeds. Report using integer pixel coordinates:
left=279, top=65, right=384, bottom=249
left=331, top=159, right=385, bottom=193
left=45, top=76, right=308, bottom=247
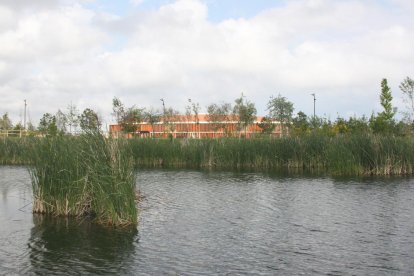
left=27, top=130, right=138, bottom=226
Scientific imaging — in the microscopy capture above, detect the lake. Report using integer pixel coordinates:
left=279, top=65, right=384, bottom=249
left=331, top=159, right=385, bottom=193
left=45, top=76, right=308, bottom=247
left=1, top=166, right=414, bottom=275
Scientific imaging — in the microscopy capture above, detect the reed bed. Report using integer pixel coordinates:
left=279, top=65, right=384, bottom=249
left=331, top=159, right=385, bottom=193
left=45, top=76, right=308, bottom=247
left=28, top=131, right=137, bottom=226
left=129, top=134, right=414, bottom=176
left=0, top=137, right=32, bottom=165
left=1, top=133, right=414, bottom=176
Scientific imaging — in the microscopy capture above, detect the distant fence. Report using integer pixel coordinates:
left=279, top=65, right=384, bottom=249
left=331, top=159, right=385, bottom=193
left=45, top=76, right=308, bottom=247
left=0, top=130, right=36, bottom=138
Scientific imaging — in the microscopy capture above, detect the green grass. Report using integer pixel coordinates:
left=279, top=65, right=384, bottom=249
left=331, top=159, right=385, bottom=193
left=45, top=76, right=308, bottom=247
left=28, top=131, right=138, bottom=226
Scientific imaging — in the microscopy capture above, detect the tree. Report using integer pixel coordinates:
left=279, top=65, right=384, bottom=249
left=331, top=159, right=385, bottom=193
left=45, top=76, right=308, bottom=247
left=66, top=103, right=79, bottom=134
left=144, top=108, right=162, bottom=137
left=56, top=109, right=67, bottom=134
left=267, top=94, right=294, bottom=137
left=120, top=106, right=144, bottom=134
left=13, top=122, right=23, bottom=131
left=79, top=108, right=101, bottom=132
left=112, top=97, right=125, bottom=124
left=371, top=78, right=396, bottom=134
left=38, top=113, right=58, bottom=136
left=163, top=107, right=179, bottom=137
left=399, top=76, right=414, bottom=121
left=0, top=113, right=13, bottom=130
left=257, top=116, right=275, bottom=135
left=186, top=99, right=201, bottom=138
left=292, top=111, right=310, bottom=136
left=27, top=121, right=36, bottom=132
left=379, top=78, right=396, bottom=121
left=206, top=102, right=232, bottom=135
left=233, top=94, right=257, bottom=137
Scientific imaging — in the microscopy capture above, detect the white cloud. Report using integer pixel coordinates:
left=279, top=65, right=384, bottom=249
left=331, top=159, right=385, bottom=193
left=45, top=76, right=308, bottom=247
left=1, top=0, right=414, bottom=126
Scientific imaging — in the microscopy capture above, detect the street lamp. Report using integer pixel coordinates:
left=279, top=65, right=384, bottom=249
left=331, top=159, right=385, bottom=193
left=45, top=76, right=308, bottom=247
left=160, top=98, right=166, bottom=114
left=311, top=93, right=316, bottom=118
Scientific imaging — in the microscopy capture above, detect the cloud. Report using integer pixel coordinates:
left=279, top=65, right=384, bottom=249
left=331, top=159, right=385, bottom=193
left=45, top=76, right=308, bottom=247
left=1, top=0, right=413, bottom=127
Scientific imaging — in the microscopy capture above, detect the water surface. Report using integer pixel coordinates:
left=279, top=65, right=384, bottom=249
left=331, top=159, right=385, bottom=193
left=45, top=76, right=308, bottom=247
left=1, top=166, right=414, bottom=275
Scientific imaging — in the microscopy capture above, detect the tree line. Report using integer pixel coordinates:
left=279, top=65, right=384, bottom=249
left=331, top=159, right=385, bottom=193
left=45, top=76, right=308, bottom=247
left=1, top=77, right=413, bottom=137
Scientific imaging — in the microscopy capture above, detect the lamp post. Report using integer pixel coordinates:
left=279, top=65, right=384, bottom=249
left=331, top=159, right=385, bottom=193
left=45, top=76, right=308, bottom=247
left=311, top=93, right=316, bottom=118
left=23, top=99, right=27, bottom=131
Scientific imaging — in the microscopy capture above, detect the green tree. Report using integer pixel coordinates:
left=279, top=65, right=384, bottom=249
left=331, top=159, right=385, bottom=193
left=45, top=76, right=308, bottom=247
left=144, top=108, right=162, bottom=137
left=346, top=116, right=370, bottom=134
left=399, top=76, right=414, bottom=121
left=112, top=97, right=125, bottom=124
left=371, top=78, right=396, bottom=134
left=163, top=107, right=179, bottom=137
left=121, top=107, right=144, bottom=134
left=292, top=111, right=309, bottom=136
left=79, top=108, right=101, bottom=132
left=267, top=94, right=294, bottom=137
left=38, top=113, right=58, bottom=136
left=257, top=116, right=275, bottom=135
left=379, top=78, right=396, bottom=121
left=206, top=102, right=232, bottom=135
left=0, top=113, right=13, bottom=130
left=13, top=122, right=23, bottom=131
left=233, top=94, right=257, bottom=137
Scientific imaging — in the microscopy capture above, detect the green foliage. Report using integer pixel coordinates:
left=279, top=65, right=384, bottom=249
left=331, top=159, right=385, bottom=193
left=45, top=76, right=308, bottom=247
left=38, top=113, right=58, bottom=136
left=79, top=108, right=101, bottom=132
left=0, top=113, right=13, bottom=130
left=257, top=116, right=275, bottom=134
left=267, top=94, right=294, bottom=136
left=144, top=108, right=162, bottom=137
left=379, top=78, right=396, bottom=121
left=369, top=79, right=397, bottom=134
left=292, top=111, right=310, bottom=136
left=206, top=102, right=232, bottom=132
left=112, top=97, right=145, bottom=134
left=233, top=94, right=257, bottom=135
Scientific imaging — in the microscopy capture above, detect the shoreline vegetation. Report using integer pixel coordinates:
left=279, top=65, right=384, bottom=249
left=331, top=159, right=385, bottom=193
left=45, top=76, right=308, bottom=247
left=2, top=133, right=414, bottom=176
left=20, top=131, right=138, bottom=227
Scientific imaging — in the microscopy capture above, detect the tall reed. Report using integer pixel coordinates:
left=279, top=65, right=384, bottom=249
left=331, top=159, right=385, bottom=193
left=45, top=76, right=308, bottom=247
left=28, top=131, right=137, bottom=226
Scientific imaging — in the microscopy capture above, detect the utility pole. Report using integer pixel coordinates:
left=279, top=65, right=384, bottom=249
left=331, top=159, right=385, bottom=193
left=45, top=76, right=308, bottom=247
left=24, top=99, right=27, bottom=131
left=311, top=93, right=316, bottom=118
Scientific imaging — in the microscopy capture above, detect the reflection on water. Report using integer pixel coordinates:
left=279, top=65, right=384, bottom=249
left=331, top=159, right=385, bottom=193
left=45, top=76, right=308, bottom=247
left=1, top=167, right=414, bottom=274
left=25, top=215, right=138, bottom=275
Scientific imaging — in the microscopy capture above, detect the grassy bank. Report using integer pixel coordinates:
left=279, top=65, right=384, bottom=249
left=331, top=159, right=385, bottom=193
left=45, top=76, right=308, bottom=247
left=27, top=131, right=138, bottom=226
left=1, top=134, right=414, bottom=176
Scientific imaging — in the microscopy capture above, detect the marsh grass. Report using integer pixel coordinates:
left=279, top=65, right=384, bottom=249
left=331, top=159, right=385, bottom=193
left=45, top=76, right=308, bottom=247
left=29, top=131, right=137, bottom=226
left=2, top=133, right=414, bottom=176
left=129, top=134, right=414, bottom=176
left=0, top=137, right=32, bottom=165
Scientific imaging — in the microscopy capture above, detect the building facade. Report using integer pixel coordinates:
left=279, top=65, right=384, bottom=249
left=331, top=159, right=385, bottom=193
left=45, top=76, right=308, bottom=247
left=109, top=114, right=283, bottom=138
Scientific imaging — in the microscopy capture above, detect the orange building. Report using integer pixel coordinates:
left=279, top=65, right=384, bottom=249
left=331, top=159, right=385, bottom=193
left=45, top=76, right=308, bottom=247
left=109, top=114, right=283, bottom=138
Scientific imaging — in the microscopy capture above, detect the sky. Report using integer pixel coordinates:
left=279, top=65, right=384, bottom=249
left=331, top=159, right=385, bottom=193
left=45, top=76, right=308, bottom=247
left=1, top=0, right=414, bottom=128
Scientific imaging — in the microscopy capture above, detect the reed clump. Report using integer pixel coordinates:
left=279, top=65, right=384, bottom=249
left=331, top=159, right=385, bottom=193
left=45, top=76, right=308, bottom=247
left=28, top=131, right=137, bottom=226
